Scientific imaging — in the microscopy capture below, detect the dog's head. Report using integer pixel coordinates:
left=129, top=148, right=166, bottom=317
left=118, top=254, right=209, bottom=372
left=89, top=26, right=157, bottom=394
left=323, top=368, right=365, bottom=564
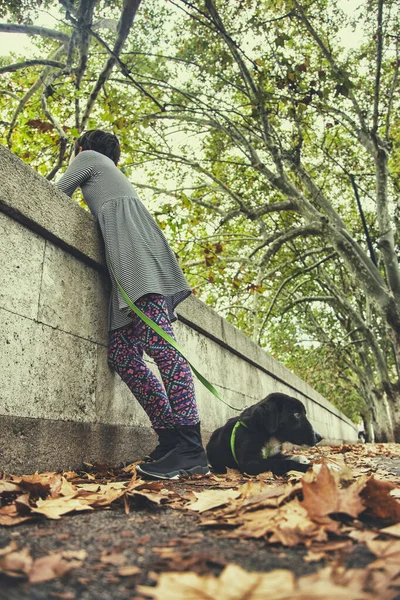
left=240, top=393, right=322, bottom=447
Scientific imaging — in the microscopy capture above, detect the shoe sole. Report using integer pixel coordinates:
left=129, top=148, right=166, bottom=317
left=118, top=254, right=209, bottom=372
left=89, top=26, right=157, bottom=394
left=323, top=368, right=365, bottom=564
left=136, top=465, right=210, bottom=480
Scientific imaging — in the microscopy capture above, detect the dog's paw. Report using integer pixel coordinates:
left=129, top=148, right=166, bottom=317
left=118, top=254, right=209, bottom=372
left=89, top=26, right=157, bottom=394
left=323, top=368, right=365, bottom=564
left=288, top=454, right=310, bottom=465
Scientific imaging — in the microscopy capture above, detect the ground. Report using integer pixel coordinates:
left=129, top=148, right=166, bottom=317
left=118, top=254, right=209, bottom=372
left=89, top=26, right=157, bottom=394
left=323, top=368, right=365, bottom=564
left=1, top=443, right=400, bottom=600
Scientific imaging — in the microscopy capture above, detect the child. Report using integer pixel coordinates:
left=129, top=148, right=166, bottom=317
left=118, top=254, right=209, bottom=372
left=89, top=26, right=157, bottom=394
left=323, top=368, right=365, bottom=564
left=55, top=129, right=209, bottom=480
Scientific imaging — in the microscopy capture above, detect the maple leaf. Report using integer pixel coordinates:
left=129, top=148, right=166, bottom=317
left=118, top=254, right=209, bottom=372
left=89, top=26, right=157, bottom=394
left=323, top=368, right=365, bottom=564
left=100, top=550, right=127, bottom=566
left=0, top=504, right=31, bottom=526
left=28, top=553, right=83, bottom=583
left=12, top=473, right=61, bottom=498
left=380, top=523, right=400, bottom=538
left=138, top=563, right=381, bottom=600
left=0, top=481, right=22, bottom=494
left=31, top=495, right=93, bottom=519
left=0, top=542, right=32, bottom=578
left=301, top=462, right=365, bottom=520
left=366, top=539, right=400, bottom=579
left=187, top=489, right=240, bottom=513
left=361, top=478, right=400, bottom=522
left=137, top=564, right=296, bottom=600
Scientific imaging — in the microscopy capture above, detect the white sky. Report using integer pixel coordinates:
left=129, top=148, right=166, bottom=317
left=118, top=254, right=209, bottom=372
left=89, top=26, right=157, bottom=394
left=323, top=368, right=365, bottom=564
left=0, top=1, right=364, bottom=57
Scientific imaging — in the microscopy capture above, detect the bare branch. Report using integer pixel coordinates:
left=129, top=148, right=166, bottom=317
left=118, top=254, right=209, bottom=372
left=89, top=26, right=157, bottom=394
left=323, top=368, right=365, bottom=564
left=0, top=23, right=70, bottom=43
left=133, top=147, right=251, bottom=215
left=80, top=0, right=143, bottom=130
left=292, top=0, right=368, bottom=134
left=0, top=60, right=65, bottom=75
left=282, top=296, right=336, bottom=314
left=373, top=0, right=384, bottom=133
left=251, top=223, right=324, bottom=267
left=0, top=89, right=19, bottom=100
left=385, top=38, right=400, bottom=140
left=6, top=42, right=69, bottom=148
left=257, top=251, right=337, bottom=342
left=219, top=200, right=298, bottom=226
left=204, top=0, right=285, bottom=177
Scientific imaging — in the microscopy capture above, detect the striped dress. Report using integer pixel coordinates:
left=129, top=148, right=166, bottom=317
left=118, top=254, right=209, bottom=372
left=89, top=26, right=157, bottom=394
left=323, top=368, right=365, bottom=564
left=55, top=150, right=191, bottom=331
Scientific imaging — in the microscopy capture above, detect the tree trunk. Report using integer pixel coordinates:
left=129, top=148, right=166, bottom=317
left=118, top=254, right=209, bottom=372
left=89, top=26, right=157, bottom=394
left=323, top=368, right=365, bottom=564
left=370, top=392, right=395, bottom=442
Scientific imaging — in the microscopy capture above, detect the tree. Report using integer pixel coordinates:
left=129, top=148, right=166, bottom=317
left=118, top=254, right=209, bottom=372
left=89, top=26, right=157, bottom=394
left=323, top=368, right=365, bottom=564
left=1, top=0, right=399, bottom=440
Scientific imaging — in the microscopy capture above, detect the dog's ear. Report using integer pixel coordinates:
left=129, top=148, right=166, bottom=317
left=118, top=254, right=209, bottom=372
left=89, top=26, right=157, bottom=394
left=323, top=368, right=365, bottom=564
left=240, top=399, right=279, bottom=434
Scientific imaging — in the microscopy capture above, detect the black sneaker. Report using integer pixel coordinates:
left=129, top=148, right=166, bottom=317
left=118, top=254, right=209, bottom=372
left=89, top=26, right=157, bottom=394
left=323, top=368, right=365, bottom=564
left=142, top=428, right=178, bottom=463
left=136, top=423, right=210, bottom=480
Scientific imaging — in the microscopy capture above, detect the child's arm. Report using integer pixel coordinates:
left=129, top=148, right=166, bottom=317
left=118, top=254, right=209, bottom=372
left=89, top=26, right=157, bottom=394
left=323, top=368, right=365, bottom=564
left=55, top=151, right=94, bottom=198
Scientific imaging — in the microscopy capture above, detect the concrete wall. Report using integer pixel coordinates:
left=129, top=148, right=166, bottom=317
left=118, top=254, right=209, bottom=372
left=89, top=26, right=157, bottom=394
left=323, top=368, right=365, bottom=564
left=0, top=145, right=358, bottom=473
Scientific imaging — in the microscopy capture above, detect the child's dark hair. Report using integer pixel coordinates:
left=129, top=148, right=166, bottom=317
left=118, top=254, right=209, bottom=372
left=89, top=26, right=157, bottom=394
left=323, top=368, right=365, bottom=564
left=74, top=130, right=120, bottom=165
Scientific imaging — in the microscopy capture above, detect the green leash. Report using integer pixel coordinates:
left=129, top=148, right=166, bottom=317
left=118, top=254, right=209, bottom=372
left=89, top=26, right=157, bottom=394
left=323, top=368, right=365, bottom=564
left=110, top=267, right=243, bottom=412
left=230, top=420, right=247, bottom=464
left=230, top=420, right=272, bottom=465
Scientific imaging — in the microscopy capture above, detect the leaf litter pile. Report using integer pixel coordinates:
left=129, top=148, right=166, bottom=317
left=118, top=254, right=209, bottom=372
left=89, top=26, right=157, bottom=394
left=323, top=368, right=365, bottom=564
left=1, top=443, right=400, bottom=599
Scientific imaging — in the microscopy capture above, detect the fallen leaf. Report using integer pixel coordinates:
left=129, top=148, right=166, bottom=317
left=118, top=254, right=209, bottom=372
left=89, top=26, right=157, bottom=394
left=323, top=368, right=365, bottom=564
left=187, top=489, right=240, bottom=513
left=348, top=530, right=379, bottom=543
left=366, top=539, right=400, bottom=579
left=29, top=553, right=83, bottom=583
left=0, top=544, right=32, bottom=578
left=137, top=564, right=295, bottom=600
left=100, top=550, right=126, bottom=566
left=31, top=495, right=93, bottom=519
left=0, top=481, right=22, bottom=494
left=361, top=478, right=400, bottom=522
left=117, top=565, right=141, bottom=577
left=301, top=462, right=365, bottom=520
left=0, top=504, right=32, bottom=526
left=380, top=523, right=400, bottom=537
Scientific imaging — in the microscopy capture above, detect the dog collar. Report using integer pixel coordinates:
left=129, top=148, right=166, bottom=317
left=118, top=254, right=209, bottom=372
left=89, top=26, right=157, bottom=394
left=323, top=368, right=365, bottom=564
left=230, top=420, right=247, bottom=465
left=230, top=421, right=273, bottom=466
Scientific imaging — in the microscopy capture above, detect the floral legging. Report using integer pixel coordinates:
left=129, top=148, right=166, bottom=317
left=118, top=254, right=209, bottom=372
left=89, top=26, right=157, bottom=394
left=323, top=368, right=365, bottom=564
left=107, top=294, right=199, bottom=429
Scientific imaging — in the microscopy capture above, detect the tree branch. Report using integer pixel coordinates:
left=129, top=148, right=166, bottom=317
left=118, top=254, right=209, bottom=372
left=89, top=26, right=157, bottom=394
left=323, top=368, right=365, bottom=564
left=252, top=223, right=324, bottom=268
left=0, top=60, right=65, bottom=75
left=257, top=252, right=337, bottom=342
left=0, top=23, right=70, bottom=43
left=292, top=0, right=368, bottom=134
left=80, top=0, right=143, bottom=130
left=373, top=0, right=384, bottom=133
left=6, top=42, right=69, bottom=148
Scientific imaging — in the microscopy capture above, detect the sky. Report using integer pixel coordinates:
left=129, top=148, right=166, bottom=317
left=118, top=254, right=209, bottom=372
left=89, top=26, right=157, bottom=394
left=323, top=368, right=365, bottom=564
left=0, top=0, right=365, bottom=57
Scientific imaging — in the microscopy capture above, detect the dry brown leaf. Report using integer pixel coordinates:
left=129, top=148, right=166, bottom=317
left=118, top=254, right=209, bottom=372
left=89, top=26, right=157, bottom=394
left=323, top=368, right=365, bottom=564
left=221, top=497, right=332, bottom=546
left=117, top=565, right=141, bottom=576
left=60, top=550, right=87, bottom=561
left=59, top=477, right=78, bottom=496
left=301, top=462, right=365, bottom=520
left=31, top=495, right=93, bottom=519
left=0, top=481, right=22, bottom=494
left=137, top=564, right=296, bottom=600
left=100, top=550, right=126, bottom=566
left=380, top=523, right=400, bottom=538
left=0, top=504, right=32, bottom=526
left=0, top=545, right=33, bottom=578
left=366, top=539, right=400, bottom=579
left=348, top=530, right=379, bottom=543
left=137, top=563, right=381, bottom=600
left=12, top=473, right=61, bottom=498
left=14, top=493, right=32, bottom=515
left=79, top=486, right=126, bottom=508
left=361, top=478, right=400, bottom=523
left=239, top=481, right=302, bottom=510
left=187, top=489, right=240, bottom=513
left=29, top=553, right=83, bottom=583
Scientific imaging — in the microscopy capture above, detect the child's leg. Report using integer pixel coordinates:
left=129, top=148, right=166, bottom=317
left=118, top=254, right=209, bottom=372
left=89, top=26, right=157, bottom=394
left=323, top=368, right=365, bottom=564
left=133, top=294, right=200, bottom=427
left=108, top=325, right=176, bottom=429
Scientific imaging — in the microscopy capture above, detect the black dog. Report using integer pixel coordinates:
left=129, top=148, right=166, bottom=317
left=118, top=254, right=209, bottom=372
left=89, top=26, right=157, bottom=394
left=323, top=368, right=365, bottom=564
left=206, top=393, right=322, bottom=476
